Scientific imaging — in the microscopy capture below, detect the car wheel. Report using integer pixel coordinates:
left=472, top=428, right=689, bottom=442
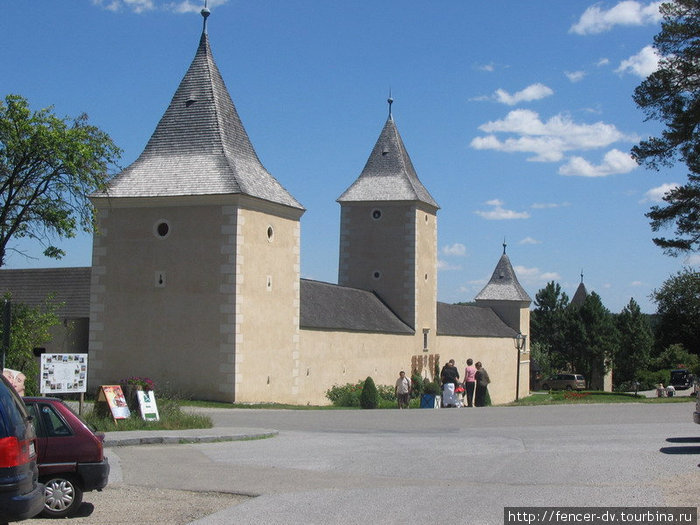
left=542, top=384, right=549, bottom=390
left=41, top=475, right=83, bottom=518
left=566, top=385, right=573, bottom=391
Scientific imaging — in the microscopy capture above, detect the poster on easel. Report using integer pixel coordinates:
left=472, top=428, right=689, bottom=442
left=136, top=390, right=160, bottom=422
left=97, top=385, right=131, bottom=420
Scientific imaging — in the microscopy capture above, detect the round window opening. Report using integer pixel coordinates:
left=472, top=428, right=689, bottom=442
left=371, top=209, right=382, bottom=220
left=155, top=221, right=170, bottom=238
left=373, top=271, right=381, bottom=280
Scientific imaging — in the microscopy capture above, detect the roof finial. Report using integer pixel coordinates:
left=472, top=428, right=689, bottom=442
left=201, top=0, right=211, bottom=33
left=387, top=89, right=394, bottom=120
left=580, top=269, right=584, bottom=283
left=503, top=237, right=507, bottom=254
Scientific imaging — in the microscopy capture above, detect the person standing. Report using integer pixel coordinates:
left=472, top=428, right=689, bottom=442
left=474, top=361, right=490, bottom=407
left=395, top=371, right=411, bottom=409
left=464, top=359, right=477, bottom=407
left=440, top=359, right=460, bottom=407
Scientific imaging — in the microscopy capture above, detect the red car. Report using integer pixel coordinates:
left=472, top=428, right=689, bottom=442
left=23, top=397, right=109, bottom=518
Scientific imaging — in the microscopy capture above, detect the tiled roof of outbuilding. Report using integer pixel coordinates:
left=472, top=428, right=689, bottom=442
left=437, top=302, right=518, bottom=337
left=474, top=252, right=531, bottom=303
left=0, top=267, right=91, bottom=318
left=300, top=279, right=413, bottom=334
left=96, top=28, right=302, bottom=211
left=337, top=116, right=438, bottom=209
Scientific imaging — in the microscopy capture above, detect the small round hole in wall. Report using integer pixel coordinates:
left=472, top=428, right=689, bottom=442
left=267, top=226, right=274, bottom=242
left=373, top=271, right=381, bottom=280
left=371, top=209, right=382, bottom=221
left=154, top=220, right=171, bottom=239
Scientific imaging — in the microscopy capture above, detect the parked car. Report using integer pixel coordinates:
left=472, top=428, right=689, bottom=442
left=670, top=369, right=693, bottom=390
left=23, top=397, right=110, bottom=518
left=0, top=375, right=44, bottom=523
left=541, top=373, right=586, bottom=391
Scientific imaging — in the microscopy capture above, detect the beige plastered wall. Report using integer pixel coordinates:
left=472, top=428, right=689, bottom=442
left=294, top=328, right=525, bottom=405
left=231, top=203, right=302, bottom=403
left=89, top=195, right=302, bottom=402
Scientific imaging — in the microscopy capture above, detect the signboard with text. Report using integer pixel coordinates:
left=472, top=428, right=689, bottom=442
left=137, top=390, right=160, bottom=422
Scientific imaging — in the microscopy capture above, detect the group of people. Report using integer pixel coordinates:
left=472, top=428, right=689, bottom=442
left=440, top=358, right=490, bottom=407
left=393, top=358, right=491, bottom=409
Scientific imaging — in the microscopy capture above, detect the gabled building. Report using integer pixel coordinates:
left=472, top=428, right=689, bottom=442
left=0, top=8, right=531, bottom=404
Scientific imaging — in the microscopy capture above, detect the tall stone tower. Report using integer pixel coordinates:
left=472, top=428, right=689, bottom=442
left=88, top=9, right=304, bottom=402
left=337, top=100, right=439, bottom=351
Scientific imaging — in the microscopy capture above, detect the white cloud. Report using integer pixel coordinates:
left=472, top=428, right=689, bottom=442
left=641, top=182, right=680, bottom=203
left=684, top=254, right=700, bottom=267
left=631, top=281, right=644, bottom=287
left=565, top=71, right=586, bottom=83
left=92, top=0, right=229, bottom=13
left=558, top=149, right=638, bottom=177
left=475, top=200, right=530, bottom=220
left=442, top=243, right=467, bottom=257
left=570, top=1, right=662, bottom=35
left=514, top=265, right=561, bottom=284
left=438, top=260, right=462, bottom=271
left=616, top=45, right=661, bottom=77
left=519, top=237, right=541, bottom=245
left=531, top=202, right=571, bottom=209
left=477, top=63, right=496, bottom=72
left=597, top=58, right=611, bottom=67
left=471, top=109, right=635, bottom=163
left=493, top=83, right=554, bottom=106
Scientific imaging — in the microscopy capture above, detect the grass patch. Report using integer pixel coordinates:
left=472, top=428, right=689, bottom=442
left=509, top=391, right=695, bottom=406
left=83, top=398, right=213, bottom=432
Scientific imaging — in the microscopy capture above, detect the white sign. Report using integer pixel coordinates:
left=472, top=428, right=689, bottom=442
left=137, top=390, right=160, bottom=422
left=40, top=353, right=88, bottom=394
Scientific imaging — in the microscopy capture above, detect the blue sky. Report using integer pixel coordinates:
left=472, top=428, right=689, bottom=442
left=1, top=0, right=695, bottom=313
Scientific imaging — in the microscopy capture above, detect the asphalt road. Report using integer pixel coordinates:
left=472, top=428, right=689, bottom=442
left=29, top=402, right=699, bottom=525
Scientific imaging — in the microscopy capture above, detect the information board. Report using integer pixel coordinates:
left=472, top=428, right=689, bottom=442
left=97, top=385, right=131, bottom=420
left=40, top=353, right=88, bottom=394
left=137, top=390, right=160, bottom=422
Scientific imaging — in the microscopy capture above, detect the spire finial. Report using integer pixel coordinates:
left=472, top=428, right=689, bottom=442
left=580, top=269, right=584, bottom=283
left=201, top=0, right=211, bottom=33
left=503, top=238, right=507, bottom=254
left=387, top=89, right=394, bottom=120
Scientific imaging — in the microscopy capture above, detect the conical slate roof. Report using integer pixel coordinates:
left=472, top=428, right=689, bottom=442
left=337, top=115, right=438, bottom=209
left=571, top=280, right=588, bottom=306
left=98, top=24, right=302, bottom=211
left=474, top=250, right=531, bottom=303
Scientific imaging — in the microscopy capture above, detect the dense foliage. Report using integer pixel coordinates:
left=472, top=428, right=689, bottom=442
left=0, top=94, right=121, bottom=266
left=651, top=268, right=700, bottom=355
left=0, top=294, right=61, bottom=395
left=631, top=0, right=700, bottom=254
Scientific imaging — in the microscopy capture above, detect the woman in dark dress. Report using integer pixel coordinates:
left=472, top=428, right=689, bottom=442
left=474, top=361, right=490, bottom=407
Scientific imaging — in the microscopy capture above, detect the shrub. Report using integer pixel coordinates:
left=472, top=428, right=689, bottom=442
left=360, top=376, right=379, bottom=409
left=410, top=372, right=424, bottom=398
left=325, top=381, right=363, bottom=407
left=423, top=380, right=440, bottom=395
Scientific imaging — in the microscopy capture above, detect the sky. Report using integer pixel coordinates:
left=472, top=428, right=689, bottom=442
left=1, top=0, right=696, bottom=314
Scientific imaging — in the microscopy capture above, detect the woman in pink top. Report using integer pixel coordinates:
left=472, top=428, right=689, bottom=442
left=464, top=359, right=477, bottom=407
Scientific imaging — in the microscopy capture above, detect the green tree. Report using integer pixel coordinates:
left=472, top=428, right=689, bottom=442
left=653, top=343, right=700, bottom=375
left=614, top=298, right=654, bottom=387
left=531, top=282, right=570, bottom=372
left=1, top=295, right=61, bottom=396
left=564, top=292, right=619, bottom=386
left=360, top=376, right=379, bottom=409
left=0, top=94, right=121, bottom=266
left=651, top=268, right=700, bottom=355
left=631, top=0, right=700, bottom=254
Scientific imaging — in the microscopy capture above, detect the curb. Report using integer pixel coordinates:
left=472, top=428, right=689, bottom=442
left=103, top=428, right=279, bottom=447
